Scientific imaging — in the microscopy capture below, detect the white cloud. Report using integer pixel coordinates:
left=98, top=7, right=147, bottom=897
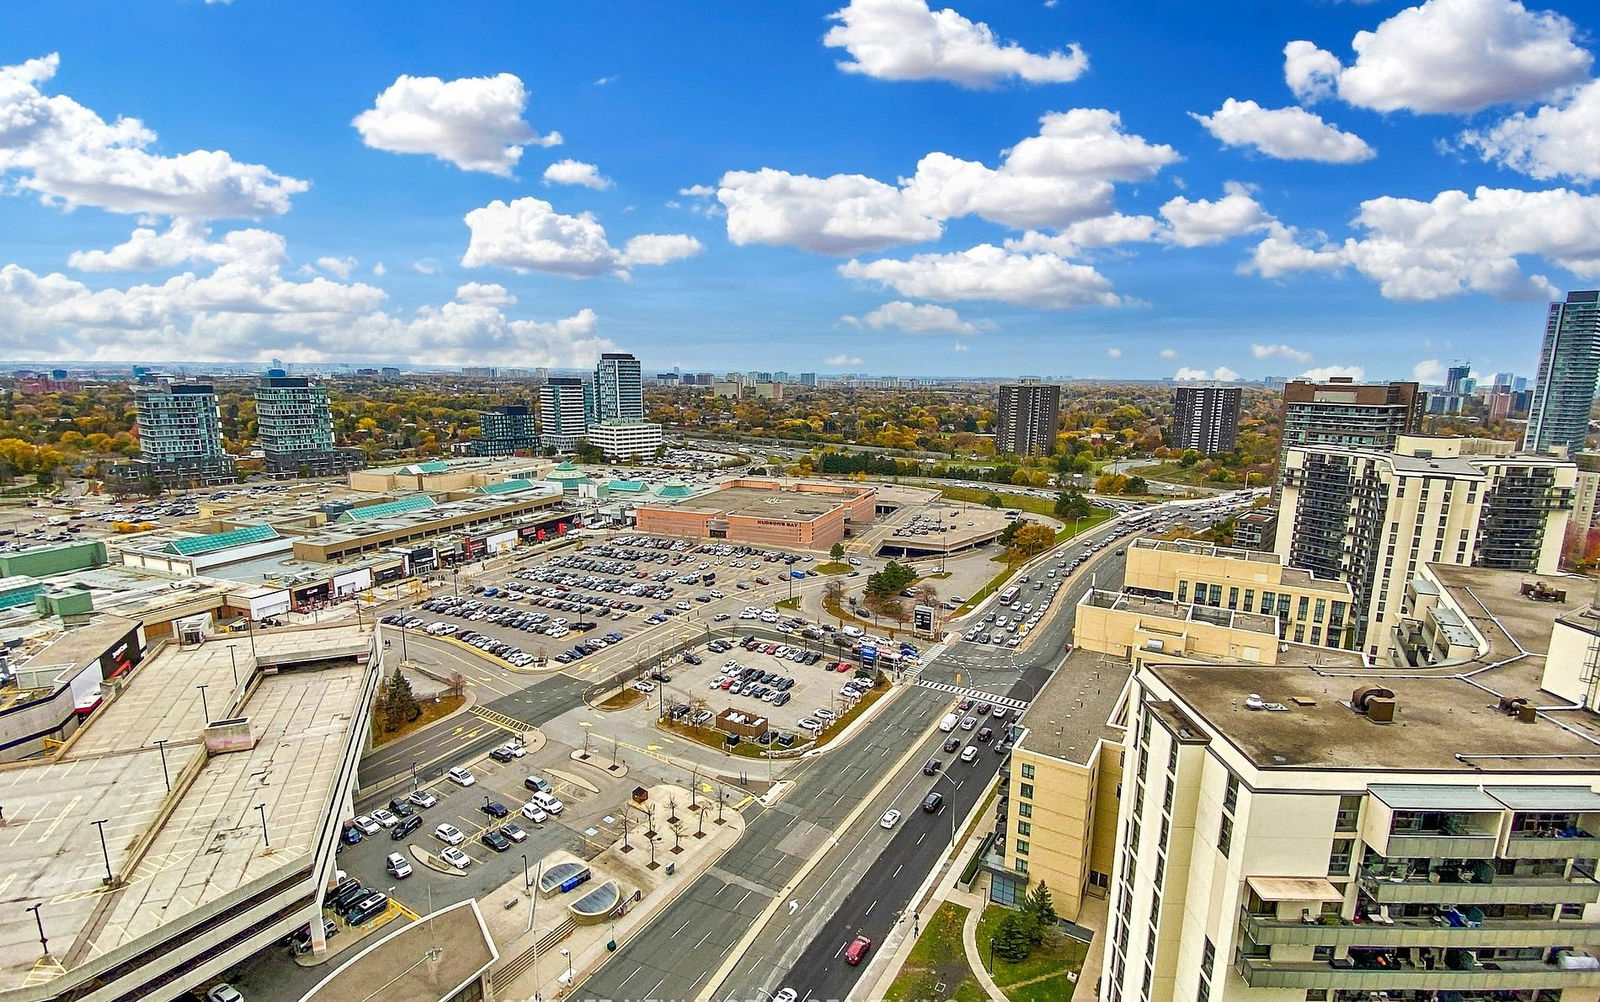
left=316, top=256, right=357, bottom=279
left=620, top=233, right=705, bottom=267
left=372, top=262, right=387, bottom=276
left=1192, top=99, right=1374, bottom=163
left=1106, top=347, right=1122, bottom=358
left=1159, top=182, right=1275, bottom=247
left=1246, top=186, right=1600, bottom=301
left=822, top=0, right=1088, bottom=88
left=1283, top=0, right=1591, bottom=114
left=1251, top=342, right=1313, bottom=363
left=718, top=110, right=1177, bottom=253
left=454, top=281, right=516, bottom=305
left=460, top=197, right=701, bottom=277
left=1412, top=359, right=1448, bottom=383
left=594, top=76, right=618, bottom=86
left=0, top=54, right=307, bottom=218
left=1460, top=79, right=1600, bottom=183
left=543, top=159, right=613, bottom=190
left=826, top=353, right=863, bottom=366
left=412, top=260, right=440, bottom=276
left=0, top=243, right=610, bottom=366
left=352, top=72, right=560, bottom=177
left=855, top=300, right=990, bottom=334
left=840, top=244, right=1121, bottom=309
left=66, top=220, right=286, bottom=272
left=953, top=340, right=968, bottom=351
left=1159, top=348, right=1177, bottom=359
left=1174, top=366, right=1239, bottom=381
left=1299, top=365, right=1366, bottom=381
left=718, top=169, right=942, bottom=255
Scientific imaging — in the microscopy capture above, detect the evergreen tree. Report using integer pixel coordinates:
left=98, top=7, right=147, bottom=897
left=383, top=667, right=421, bottom=731
left=993, top=911, right=1033, bottom=962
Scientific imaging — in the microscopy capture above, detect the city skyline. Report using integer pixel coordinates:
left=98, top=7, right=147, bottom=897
left=2, top=1, right=1600, bottom=380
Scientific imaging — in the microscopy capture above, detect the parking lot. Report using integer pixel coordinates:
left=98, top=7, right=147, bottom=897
left=337, top=739, right=634, bottom=931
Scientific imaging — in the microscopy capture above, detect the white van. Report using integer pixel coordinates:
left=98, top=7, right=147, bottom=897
left=841, top=625, right=863, bottom=637
left=938, top=713, right=960, bottom=733
left=446, top=766, right=475, bottom=787
left=531, top=791, right=565, bottom=815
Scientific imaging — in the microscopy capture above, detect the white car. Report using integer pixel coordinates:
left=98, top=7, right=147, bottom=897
left=370, top=808, right=398, bottom=828
left=435, top=823, right=465, bottom=845
left=633, top=680, right=656, bottom=693
left=879, top=809, right=902, bottom=829
left=408, top=789, right=438, bottom=808
left=500, top=742, right=526, bottom=758
left=351, top=815, right=380, bottom=836
left=531, top=791, right=565, bottom=815
left=447, top=767, right=475, bottom=787
left=439, top=846, right=471, bottom=869
left=960, top=746, right=979, bottom=763
left=520, top=802, right=549, bottom=823
left=205, top=987, right=243, bottom=1002
left=774, top=989, right=798, bottom=1002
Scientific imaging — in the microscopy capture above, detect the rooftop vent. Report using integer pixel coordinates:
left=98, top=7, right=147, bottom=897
left=1352, top=684, right=1397, bottom=723
left=1244, top=693, right=1266, bottom=711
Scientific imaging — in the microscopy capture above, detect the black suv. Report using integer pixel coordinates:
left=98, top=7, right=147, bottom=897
left=391, top=815, right=423, bottom=840
left=482, top=829, right=512, bottom=852
left=480, top=801, right=509, bottom=819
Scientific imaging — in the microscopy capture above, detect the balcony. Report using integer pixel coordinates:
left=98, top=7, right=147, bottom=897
left=1236, top=954, right=1600, bottom=991
left=1242, top=908, right=1600, bottom=949
left=1506, top=831, right=1600, bottom=860
left=1384, top=832, right=1502, bottom=858
left=1358, top=870, right=1600, bottom=906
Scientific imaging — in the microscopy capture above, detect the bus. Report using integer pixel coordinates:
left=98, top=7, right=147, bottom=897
left=997, top=586, right=1021, bottom=607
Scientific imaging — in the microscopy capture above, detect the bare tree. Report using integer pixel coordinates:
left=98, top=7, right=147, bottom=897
left=447, top=671, right=468, bottom=698
left=666, top=793, right=679, bottom=824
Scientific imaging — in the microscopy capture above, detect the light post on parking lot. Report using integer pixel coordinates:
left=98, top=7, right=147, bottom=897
left=25, top=903, right=46, bottom=957
left=153, top=739, right=171, bottom=791
left=195, top=684, right=210, bottom=725
left=227, top=645, right=239, bottom=690
left=560, top=947, right=572, bottom=985
left=411, top=761, right=419, bottom=792
left=89, top=819, right=113, bottom=885
left=255, top=803, right=270, bottom=848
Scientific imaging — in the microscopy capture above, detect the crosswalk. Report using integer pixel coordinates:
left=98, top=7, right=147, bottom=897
left=914, top=678, right=1030, bottom=712
left=469, top=706, right=535, bottom=734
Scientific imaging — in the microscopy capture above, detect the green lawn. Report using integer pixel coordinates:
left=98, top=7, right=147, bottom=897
left=974, top=903, right=1091, bottom=1000
left=936, top=485, right=1059, bottom=517
left=813, top=561, right=851, bottom=574
left=1135, top=461, right=1241, bottom=488
left=884, top=902, right=990, bottom=1002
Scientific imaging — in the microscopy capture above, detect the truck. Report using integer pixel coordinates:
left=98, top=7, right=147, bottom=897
left=939, top=713, right=960, bottom=733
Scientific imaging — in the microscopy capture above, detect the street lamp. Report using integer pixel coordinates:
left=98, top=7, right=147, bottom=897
left=25, top=903, right=46, bottom=957
left=89, top=819, right=113, bottom=884
left=227, top=646, right=239, bottom=689
left=411, top=761, right=420, bottom=792
left=195, top=684, right=210, bottom=725
left=560, top=947, right=572, bottom=983
left=255, top=803, right=270, bottom=847
left=152, top=739, right=171, bottom=792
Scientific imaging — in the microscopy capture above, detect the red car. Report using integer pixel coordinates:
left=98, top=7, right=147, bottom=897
left=755, top=577, right=770, bottom=585
left=844, top=935, right=872, bottom=965
left=835, top=661, right=853, bottom=673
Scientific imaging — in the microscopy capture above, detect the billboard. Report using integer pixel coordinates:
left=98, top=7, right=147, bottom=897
left=913, top=604, right=935, bottom=632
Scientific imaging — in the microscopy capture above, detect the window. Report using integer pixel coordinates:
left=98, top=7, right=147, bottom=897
left=1167, top=743, right=1178, bottom=773
left=1016, top=858, right=1028, bottom=873
left=1018, top=802, right=1033, bottom=819
left=1223, top=773, right=1240, bottom=812
left=1243, top=588, right=1254, bottom=610
left=1209, top=584, right=1222, bottom=606
left=1314, top=598, right=1326, bottom=622
left=1021, top=763, right=1035, bottom=780
left=1020, top=783, right=1034, bottom=800
left=1015, top=839, right=1030, bottom=856
left=1297, top=595, right=1310, bottom=621
left=1259, top=591, right=1275, bottom=614
left=1017, top=821, right=1032, bottom=837
left=1328, top=838, right=1354, bottom=876
left=1334, top=794, right=1361, bottom=832
left=1177, top=581, right=1188, bottom=603
left=1198, top=937, right=1216, bottom=1002
left=1227, top=587, right=1239, bottom=610
left=1218, top=815, right=1233, bottom=857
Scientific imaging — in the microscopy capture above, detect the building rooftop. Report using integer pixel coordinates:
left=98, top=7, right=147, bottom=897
left=1426, top=563, right=1591, bottom=660
left=1147, top=662, right=1600, bottom=774
left=299, top=900, right=497, bottom=1002
left=1132, top=537, right=1281, bottom=565
left=0, top=624, right=372, bottom=991
left=1014, top=648, right=1132, bottom=765
left=647, top=483, right=865, bottom=522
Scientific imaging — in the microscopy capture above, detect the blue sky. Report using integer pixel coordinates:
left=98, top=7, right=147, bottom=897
left=2, top=0, right=1598, bottom=381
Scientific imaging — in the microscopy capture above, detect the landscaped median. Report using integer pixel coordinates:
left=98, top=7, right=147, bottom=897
left=655, top=675, right=891, bottom=758
left=884, top=902, right=989, bottom=1002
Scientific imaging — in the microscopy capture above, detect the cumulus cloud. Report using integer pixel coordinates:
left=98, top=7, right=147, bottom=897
left=460, top=197, right=701, bottom=277
left=372, top=263, right=387, bottom=276
left=316, top=256, right=357, bottom=279
left=1251, top=343, right=1313, bottom=363
left=1412, top=358, right=1448, bottom=383
left=718, top=109, right=1177, bottom=254
left=0, top=238, right=610, bottom=366
left=1192, top=99, right=1374, bottom=163
left=822, top=0, right=1088, bottom=88
left=412, top=260, right=440, bottom=276
left=0, top=54, right=307, bottom=218
left=852, top=300, right=991, bottom=334
left=543, top=159, right=613, bottom=190
left=1283, top=0, right=1591, bottom=114
left=66, top=220, right=285, bottom=272
left=1106, top=347, right=1122, bottom=358
left=1159, top=183, right=1276, bottom=247
left=1175, top=366, right=1240, bottom=381
left=352, top=72, right=560, bottom=176
left=841, top=243, right=1120, bottom=309
left=826, top=353, right=863, bottom=366
left=1299, top=365, right=1366, bottom=381
left=1159, top=348, right=1177, bottom=359
left=1460, top=79, right=1600, bottom=182
left=1245, top=186, right=1600, bottom=301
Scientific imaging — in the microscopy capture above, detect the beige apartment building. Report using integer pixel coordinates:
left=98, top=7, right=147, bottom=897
left=1276, top=436, right=1575, bottom=662
left=1083, top=538, right=1357, bottom=655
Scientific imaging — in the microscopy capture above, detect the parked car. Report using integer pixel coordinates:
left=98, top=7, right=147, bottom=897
left=446, top=767, right=476, bottom=787
left=480, top=801, right=509, bottom=819
left=439, top=846, right=471, bottom=869
left=408, top=789, right=438, bottom=809
left=434, top=823, right=465, bottom=846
